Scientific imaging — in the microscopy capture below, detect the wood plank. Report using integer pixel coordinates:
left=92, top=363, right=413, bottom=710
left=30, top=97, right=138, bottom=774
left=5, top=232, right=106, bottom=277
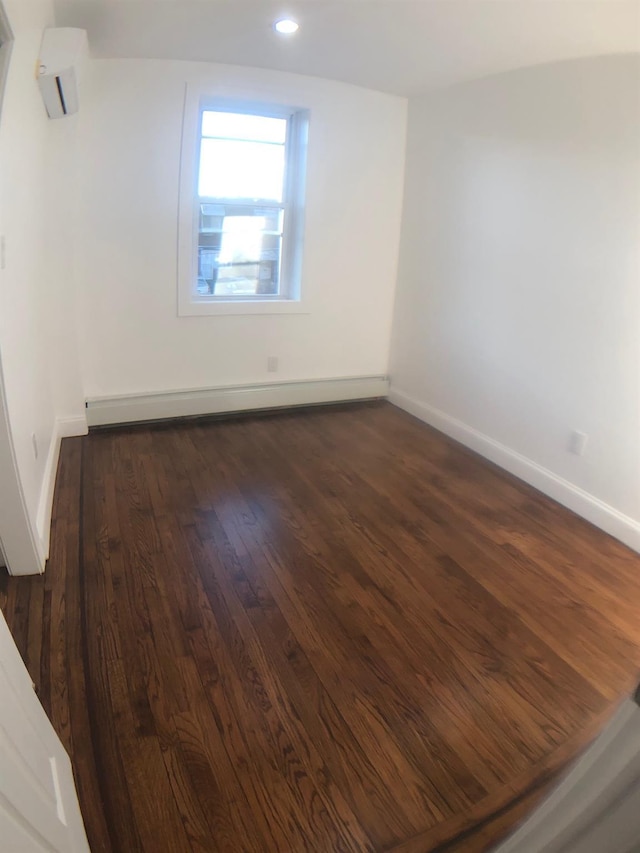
left=1, top=402, right=640, bottom=852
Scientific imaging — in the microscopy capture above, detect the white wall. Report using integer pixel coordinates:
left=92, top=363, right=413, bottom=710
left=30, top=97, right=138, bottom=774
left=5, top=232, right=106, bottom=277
left=390, top=55, right=640, bottom=545
left=0, top=0, right=85, bottom=566
left=74, top=59, right=407, bottom=398
left=42, top=105, right=85, bottom=425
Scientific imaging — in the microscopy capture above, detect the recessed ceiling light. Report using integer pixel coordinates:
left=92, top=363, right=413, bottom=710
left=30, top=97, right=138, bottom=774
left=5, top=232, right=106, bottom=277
left=274, top=18, right=299, bottom=35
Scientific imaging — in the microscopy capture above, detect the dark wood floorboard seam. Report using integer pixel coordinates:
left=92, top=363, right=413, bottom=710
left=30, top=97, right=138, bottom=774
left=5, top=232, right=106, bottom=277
left=78, top=438, right=143, bottom=853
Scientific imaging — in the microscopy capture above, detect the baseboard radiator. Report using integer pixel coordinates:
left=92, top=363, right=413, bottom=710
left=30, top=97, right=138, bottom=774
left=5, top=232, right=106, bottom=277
left=86, top=375, right=389, bottom=427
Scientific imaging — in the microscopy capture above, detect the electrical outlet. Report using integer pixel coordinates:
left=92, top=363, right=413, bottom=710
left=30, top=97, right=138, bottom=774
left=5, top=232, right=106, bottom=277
left=569, top=430, right=588, bottom=456
left=267, top=356, right=279, bottom=373
left=31, top=433, right=38, bottom=459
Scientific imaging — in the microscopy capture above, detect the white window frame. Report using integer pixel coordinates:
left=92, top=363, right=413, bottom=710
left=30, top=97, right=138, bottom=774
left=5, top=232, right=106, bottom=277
left=177, top=87, right=309, bottom=316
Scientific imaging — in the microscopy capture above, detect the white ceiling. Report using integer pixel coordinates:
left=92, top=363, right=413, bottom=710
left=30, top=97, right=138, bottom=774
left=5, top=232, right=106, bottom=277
left=54, top=0, right=640, bottom=96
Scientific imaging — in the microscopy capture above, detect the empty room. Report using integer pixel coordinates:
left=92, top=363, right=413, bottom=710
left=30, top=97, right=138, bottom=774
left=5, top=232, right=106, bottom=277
left=0, top=1, right=639, bottom=851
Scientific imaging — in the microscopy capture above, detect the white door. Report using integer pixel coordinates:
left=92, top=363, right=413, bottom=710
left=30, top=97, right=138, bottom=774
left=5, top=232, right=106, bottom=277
left=0, top=613, right=90, bottom=851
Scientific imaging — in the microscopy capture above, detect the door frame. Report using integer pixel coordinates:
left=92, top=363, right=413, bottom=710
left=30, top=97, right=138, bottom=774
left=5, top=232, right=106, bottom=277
left=0, top=3, right=44, bottom=576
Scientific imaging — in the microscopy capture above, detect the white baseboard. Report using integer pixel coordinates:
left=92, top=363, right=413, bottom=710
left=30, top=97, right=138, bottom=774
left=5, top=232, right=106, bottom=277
left=36, top=414, right=88, bottom=559
left=57, top=415, right=89, bottom=439
left=389, top=387, right=640, bottom=553
left=85, top=375, right=389, bottom=427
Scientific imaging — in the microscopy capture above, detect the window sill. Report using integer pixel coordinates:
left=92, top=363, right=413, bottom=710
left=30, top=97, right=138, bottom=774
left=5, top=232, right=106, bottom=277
left=178, top=298, right=309, bottom=317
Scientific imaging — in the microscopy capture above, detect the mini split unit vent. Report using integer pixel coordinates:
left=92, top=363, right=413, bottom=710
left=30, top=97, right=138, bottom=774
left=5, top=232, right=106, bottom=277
left=37, top=28, right=88, bottom=119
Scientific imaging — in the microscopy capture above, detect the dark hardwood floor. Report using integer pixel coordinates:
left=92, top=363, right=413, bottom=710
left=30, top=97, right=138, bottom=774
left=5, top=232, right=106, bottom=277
left=2, top=401, right=640, bottom=852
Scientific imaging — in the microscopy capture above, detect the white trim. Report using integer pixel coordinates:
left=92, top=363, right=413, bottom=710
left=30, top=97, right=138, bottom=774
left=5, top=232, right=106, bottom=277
left=0, top=380, right=44, bottom=575
left=0, top=4, right=13, bottom=109
left=86, top=375, right=389, bottom=427
left=495, top=700, right=640, bottom=852
left=0, top=4, right=43, bottom=577
left=0, top=373, right=44, bottom=574
left=389, top=387, right=640, bottom=553
left=57, top=415, right=89, bottom=439
left=35, top=416, right=88, bottom=560
left=177, top=86, right=310, bottom=317
left=179, top=297, right=310, bottom=316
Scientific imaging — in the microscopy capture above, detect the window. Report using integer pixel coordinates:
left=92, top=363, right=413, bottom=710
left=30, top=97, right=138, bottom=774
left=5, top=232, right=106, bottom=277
left=178, top=95, right=309, bottom=316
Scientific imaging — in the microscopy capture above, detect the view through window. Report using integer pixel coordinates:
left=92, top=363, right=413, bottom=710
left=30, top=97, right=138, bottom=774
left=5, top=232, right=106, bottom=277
left=196, top=110, right=288, bottom=298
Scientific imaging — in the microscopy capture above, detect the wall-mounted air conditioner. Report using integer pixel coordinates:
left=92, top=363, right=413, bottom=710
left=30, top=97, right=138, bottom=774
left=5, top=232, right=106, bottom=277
left=37, top=28, right=88, bottom=120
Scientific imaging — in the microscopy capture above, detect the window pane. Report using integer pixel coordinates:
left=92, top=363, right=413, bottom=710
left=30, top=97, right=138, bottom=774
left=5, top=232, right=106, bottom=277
left=198, top=138, right=285, bottom=201
left=201, top=111, right=287, bottom=144
left=197, top=205, right=283, bottom=297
